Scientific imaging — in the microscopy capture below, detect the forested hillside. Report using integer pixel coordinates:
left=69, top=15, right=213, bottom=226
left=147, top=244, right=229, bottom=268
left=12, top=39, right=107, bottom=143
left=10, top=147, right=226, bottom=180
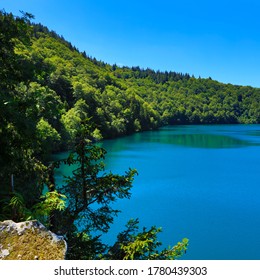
left=4, top=13, right=260, bottom=150
left=0, top=11, right=259, bottom=259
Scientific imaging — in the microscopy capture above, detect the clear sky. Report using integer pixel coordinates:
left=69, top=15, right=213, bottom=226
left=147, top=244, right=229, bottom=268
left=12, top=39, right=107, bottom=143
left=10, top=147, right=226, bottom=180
left=2, top=0, right=260, bottom=87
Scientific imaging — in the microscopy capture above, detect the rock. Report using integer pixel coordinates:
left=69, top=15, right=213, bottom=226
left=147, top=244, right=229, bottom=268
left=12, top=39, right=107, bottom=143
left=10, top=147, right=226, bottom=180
left=0, top=220, right=67, bottom=260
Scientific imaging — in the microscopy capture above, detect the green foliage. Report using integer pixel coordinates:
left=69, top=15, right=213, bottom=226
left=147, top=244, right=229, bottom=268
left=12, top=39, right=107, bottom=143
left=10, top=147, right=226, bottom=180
left=61, top=99, right=89, bottom=145
left=54, top=125, right=137, bottom=234
left=65, top=232, right=106, bottom=260
left=0, top=11, right=46, bottom=204
left=92, top=128, right=103, bottom=141
left=36, top=118, right=61, bottom=142
left=106, top=219, right=188, bottom=260
left=0, top=192, right=32, bottom=222
left=36, top=118, right=61, bottom=157
left=32, top=190, right=66, bottom=228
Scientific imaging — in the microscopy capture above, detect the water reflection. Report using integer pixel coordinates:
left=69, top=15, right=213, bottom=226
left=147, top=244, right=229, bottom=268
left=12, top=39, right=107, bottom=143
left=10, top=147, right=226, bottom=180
left=101, top=125, right=259, bottom=151
left=146, top=133, right=250, bottom=149
left=245, top=130, right=260, bottom=137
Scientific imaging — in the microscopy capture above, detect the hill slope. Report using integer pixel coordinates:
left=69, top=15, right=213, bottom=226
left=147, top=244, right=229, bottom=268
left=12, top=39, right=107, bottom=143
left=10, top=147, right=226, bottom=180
left=26, top=21, right=260, bottom=144
left=0, top=10, right=259, bottom=210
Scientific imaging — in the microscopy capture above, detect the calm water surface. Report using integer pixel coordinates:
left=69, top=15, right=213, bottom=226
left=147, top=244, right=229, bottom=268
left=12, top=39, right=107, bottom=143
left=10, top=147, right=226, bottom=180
left=55, top=125, right=260, bottom=260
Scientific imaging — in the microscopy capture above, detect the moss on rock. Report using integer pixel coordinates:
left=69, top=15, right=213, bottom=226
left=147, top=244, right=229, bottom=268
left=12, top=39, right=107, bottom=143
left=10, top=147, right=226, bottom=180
left=0, top=220, right=67, bottom=260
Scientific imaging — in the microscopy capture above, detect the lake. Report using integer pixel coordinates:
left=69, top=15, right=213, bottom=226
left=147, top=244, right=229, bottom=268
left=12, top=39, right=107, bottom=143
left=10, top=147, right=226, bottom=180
left=54, top=125, right=260, bottom=260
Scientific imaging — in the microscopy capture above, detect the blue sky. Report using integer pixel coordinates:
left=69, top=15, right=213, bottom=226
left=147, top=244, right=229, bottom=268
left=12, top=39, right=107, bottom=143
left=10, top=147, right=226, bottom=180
left=2, top=0, right=260, bottom=87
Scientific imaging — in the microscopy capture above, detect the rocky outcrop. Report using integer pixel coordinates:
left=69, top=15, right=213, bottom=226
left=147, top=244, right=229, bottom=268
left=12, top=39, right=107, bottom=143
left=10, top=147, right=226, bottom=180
left=0, top=220, right=67, bottom=260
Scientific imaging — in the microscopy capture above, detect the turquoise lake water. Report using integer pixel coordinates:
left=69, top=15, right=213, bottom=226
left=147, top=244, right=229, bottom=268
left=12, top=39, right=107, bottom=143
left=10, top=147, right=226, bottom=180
left=54, top=125, right=260, bottom=260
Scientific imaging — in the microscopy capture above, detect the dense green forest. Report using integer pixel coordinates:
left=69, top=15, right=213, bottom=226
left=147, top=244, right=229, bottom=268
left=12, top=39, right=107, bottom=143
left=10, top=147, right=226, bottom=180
left=0, top=11, right=259, bottom=259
